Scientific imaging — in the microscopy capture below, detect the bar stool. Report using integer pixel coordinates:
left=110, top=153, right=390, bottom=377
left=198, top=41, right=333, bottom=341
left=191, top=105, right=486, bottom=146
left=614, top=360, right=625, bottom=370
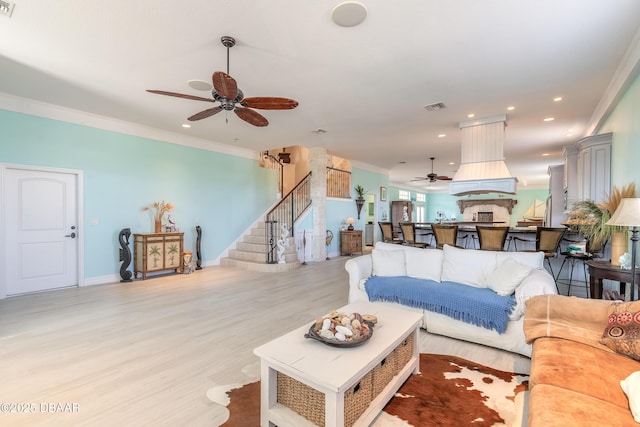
left=556, top=238, right=607, bottom=297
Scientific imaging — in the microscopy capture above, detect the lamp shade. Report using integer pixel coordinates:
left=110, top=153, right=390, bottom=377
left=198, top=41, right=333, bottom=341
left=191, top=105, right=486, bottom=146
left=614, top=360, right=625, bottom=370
left=346, top=217, right=356, bottom=224
left=606, top=198, right=640, bottom=227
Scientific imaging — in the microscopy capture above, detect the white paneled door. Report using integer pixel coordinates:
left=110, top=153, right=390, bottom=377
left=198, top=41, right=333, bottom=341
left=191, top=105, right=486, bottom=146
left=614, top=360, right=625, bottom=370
left=4, top=167, right=79, bottom=295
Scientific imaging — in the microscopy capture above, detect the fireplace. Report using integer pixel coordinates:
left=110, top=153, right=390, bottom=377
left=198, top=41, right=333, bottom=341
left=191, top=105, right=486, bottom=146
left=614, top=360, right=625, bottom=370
left=456, top=199, right=517, bottom=224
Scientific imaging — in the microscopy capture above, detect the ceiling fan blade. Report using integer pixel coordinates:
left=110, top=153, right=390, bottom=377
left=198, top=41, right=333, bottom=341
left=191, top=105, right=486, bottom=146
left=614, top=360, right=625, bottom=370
left=212, top=71, right=238, bottom=100
left=188, top=106, right=223, bottom=121
left=241, top=97, right=299, bottom=110
left=147, top=90, right=215, bottom=103
left=234, top=107, right=269, bottom=127
left=411, top=178, right=428, bottom=182
left=438, top=176, right=453, bottom=181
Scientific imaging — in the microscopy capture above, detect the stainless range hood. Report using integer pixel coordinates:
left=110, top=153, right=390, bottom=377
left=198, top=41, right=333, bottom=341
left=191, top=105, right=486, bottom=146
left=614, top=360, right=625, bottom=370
left=449, top=114, right=518, bottom=196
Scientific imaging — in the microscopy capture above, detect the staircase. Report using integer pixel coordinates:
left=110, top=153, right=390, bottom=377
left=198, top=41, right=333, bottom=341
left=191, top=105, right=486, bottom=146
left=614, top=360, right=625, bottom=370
left=221, top=221, right=300, bottom=272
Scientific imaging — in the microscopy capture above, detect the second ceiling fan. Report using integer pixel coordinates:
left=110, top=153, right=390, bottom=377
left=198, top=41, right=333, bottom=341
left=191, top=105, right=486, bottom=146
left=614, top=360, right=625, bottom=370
left=147, top=36, right=298, bottom=127
left=412, top=157, right=453, bottom=183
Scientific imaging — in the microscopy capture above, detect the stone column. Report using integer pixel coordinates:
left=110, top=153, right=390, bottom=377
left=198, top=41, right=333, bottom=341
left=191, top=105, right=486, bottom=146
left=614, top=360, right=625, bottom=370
left=308, top=147, right=327, bottom=261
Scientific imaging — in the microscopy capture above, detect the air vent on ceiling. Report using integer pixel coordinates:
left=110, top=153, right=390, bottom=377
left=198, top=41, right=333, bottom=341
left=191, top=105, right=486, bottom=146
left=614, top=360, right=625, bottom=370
left=424, top=102, right=446, bottom=112
left=0, top=0, right=14, bottom=17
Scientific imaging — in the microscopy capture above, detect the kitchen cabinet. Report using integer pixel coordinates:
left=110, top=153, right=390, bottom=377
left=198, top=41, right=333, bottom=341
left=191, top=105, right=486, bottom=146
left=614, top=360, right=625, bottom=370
left=576, top=133, right=611, bottom=205
left=391, top=201, right=412, bottom=225
left=134, top=232, right=184, bottom=279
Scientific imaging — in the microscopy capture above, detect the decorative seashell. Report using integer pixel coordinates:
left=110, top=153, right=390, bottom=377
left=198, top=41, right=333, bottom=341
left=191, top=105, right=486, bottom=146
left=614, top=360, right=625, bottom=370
left=321, top=318, right=332, bottom=331
left=351, top=319, right=361, bottom=329
left=335, top=325, right=353, bottom=336
left=320, top=329, right=335, bottom=339
left=341, top=316, right=350, bottom=327
left=334, top=332, right=346, bottom=341
left=353, top=313, right=364, bottom=323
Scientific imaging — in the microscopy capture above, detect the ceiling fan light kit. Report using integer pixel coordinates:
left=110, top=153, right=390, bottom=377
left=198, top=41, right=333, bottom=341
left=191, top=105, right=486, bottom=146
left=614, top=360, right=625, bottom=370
left=147, top=36, right=298, bottom=127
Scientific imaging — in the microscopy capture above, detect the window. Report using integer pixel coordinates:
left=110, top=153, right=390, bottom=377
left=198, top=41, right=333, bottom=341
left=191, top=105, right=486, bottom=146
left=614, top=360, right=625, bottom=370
left=416, top=205, right=426, bottom=222
left=416, top=193, right=426, bottom=202
left=399, top=190, right=410, bottom=200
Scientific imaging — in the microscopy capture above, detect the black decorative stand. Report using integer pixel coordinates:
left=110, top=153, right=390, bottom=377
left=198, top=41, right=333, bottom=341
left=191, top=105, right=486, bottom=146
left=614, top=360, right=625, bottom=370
left=118, top=228, right=133, bottom=282
left=195, top=225, right=203, bottom=270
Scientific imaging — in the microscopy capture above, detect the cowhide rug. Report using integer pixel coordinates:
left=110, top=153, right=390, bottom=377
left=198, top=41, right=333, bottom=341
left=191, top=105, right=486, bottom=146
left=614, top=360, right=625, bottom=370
left=207, top=353, right=528, bottom=427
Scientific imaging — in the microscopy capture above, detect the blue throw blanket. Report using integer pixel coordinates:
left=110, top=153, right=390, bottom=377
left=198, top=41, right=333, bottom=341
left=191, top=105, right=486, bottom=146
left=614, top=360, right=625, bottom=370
left=364, top=276, right=515, bottom=333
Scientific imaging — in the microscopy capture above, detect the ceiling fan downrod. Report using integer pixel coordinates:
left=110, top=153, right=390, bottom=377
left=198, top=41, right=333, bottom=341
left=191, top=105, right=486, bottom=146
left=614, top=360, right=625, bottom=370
left=220, top=36, right=236, bottom=75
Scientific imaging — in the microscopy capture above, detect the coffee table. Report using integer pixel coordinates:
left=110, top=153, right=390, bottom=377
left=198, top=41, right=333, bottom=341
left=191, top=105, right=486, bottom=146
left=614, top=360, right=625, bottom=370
left=253, top=301, right=422, bottom=427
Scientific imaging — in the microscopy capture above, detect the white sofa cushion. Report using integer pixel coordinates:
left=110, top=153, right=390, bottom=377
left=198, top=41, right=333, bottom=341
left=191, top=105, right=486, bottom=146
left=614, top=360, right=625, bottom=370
left=372, top=248, right=406, bottom=276
left=441, top=244, right=498, bottom=287
left=485, top=258, right=533, bottom=296
left=495, top=250, right=544, bottom=270
left=404, top=246, right=444, bottom=281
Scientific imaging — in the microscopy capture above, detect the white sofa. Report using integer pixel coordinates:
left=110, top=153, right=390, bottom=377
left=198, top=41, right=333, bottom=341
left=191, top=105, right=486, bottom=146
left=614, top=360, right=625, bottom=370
left=344, top=242, right=557, bottom=357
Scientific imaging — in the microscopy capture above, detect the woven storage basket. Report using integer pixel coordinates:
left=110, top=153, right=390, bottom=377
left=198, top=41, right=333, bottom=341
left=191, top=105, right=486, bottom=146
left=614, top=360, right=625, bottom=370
left=393, top=332, right=415, bottom=372
left=372, top=354, right=398, bottom=398
left=276, top=369, right=373, bottom=427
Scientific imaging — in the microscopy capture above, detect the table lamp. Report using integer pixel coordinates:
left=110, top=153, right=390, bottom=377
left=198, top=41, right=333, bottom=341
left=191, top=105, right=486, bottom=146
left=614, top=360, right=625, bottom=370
left=606, top=198, right=640, bottom=301
left=346, top=217, right=356, bottom=231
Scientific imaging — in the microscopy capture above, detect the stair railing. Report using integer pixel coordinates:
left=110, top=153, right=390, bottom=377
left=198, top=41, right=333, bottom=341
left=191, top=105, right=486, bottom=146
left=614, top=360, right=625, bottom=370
left=260, top=152, right=284, bottom=196
left=265, top=172, right=312, bottom=263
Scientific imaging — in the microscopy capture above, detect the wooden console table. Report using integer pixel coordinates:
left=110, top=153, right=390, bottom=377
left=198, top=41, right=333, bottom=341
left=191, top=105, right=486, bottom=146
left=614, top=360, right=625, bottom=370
left=586, top=260, right=640, bottom=300
left=134, top=232, right=184, bottom=279
left=340, top=230, right=363, bottom=256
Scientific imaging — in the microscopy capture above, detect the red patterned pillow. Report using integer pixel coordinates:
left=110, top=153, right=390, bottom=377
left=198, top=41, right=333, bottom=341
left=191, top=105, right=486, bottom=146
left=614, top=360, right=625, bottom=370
left=601, top=301, right=640, bottom=360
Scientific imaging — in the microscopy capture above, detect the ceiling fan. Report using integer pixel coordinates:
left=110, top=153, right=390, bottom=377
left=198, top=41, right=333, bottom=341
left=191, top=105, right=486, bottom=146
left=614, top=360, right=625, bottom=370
left=412, top=157, right=453, bottom=183
left=147, top=36, right=298, bottom=127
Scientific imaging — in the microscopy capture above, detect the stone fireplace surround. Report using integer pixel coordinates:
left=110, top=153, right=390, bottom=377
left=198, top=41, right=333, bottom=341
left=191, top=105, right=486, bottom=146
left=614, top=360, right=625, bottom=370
left=456, top=199, right=517, bottom=225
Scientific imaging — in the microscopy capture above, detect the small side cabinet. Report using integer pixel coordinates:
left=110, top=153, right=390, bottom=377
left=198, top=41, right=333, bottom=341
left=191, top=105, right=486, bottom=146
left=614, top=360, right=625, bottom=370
left=134, top=232, right=184, bottom=279
left=340, top=230, right=363, bottom=256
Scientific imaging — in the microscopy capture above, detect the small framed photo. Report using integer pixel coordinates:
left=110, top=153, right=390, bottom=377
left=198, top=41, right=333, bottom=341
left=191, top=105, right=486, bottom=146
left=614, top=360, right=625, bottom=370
left=380, top=186, right=387, bottom=202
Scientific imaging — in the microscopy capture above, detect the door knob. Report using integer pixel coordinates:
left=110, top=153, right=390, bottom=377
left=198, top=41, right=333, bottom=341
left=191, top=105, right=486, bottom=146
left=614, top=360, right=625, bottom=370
left=65, top=232, right=77, bottom=238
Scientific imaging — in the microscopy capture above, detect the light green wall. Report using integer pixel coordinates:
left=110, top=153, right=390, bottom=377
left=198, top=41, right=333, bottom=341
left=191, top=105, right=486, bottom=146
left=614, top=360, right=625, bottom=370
left=0, top=109, right=277, bottom=279
left=600, top=72, right=640, bottom=188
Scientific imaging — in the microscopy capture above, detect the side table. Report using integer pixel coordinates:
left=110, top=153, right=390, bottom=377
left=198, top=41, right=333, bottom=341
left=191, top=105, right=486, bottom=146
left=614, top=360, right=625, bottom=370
left=586, top=260, right=640, bottom=300
left=340, top=230, right=363, bottom=256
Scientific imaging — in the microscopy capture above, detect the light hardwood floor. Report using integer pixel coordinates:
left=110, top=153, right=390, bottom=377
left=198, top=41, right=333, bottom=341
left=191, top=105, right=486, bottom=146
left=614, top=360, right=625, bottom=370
left=0, top=256, right=529, bottom=427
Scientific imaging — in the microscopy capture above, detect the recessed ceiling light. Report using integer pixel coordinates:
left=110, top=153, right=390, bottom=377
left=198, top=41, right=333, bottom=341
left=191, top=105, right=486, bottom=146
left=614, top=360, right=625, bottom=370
left=182, top=124, right=191, bottom=128
left=438, top=134, right=446, bottom=138
left=398, top=161, right=407, bottom=164
left=507, top=106, right=515, bottom=111
left=542, top=153, right=550, bottom=156
left=331, top=1, right=367, bottom=27
left=543, top=117, right=555, bottom=122
left=312, top=128, right=327, bottom=134
left=187, top=79, right=212, bottom=91
left=449, top=162, right=455, bottom=165
left=467, top=113, right=475, bottom=118
left=553, top=97, right=563, bottom=102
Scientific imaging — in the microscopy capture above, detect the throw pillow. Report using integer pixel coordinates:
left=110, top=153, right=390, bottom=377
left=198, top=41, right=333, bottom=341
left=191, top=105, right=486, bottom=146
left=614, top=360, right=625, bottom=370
left=485, top=258, right=533, bottom=296
left=601, top=301, right=640, bottom=361
left=404, top=246, right=443, bottom=281
left=372, top=248, right=406, bottom=277
left=441, top=244, right=497, bottom=287
left=621, top=371, right=640, bottom=422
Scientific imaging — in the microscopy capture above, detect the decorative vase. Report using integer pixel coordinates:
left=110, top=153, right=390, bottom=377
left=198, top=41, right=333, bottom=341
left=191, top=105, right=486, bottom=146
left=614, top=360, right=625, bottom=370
left=155, top=219, right=162, bottom=233
left=355, top=197, right=365, bottom=219
left=611, top=231, right=628, bottom=267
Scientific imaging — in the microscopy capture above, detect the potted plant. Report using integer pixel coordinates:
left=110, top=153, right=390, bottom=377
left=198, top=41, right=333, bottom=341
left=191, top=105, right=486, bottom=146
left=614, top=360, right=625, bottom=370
left=354, top=185, right=366, bottom=219
left=567, top=183, right=637, bottom=266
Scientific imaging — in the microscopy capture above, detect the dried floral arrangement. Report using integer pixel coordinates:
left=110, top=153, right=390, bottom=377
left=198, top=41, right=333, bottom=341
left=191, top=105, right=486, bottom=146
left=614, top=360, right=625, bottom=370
left=142, top=200, right=175, bottom=223
left=566, top=182, right=637, bottom=248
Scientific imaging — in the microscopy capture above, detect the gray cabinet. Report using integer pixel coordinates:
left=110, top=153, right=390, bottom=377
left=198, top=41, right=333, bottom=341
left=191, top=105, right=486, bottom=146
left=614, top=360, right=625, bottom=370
left=364, top=224, right=374, bottom=246
left=576, top=133, right=611, bottom=204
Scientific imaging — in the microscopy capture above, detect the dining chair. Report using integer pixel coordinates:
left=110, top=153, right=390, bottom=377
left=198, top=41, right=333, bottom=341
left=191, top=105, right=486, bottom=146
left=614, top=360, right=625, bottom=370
left=378, top=221, right=403, bottom=244
left=399, top=222, right=429, bottom=248
left=475, top=226, right=510, bottom=251
left=431, top=224, right=462, bottom=249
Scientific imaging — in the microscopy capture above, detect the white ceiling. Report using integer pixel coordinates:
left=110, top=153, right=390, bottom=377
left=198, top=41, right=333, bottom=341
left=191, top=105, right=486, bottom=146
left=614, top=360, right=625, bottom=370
left=1, top=1, right=639, bottom=192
